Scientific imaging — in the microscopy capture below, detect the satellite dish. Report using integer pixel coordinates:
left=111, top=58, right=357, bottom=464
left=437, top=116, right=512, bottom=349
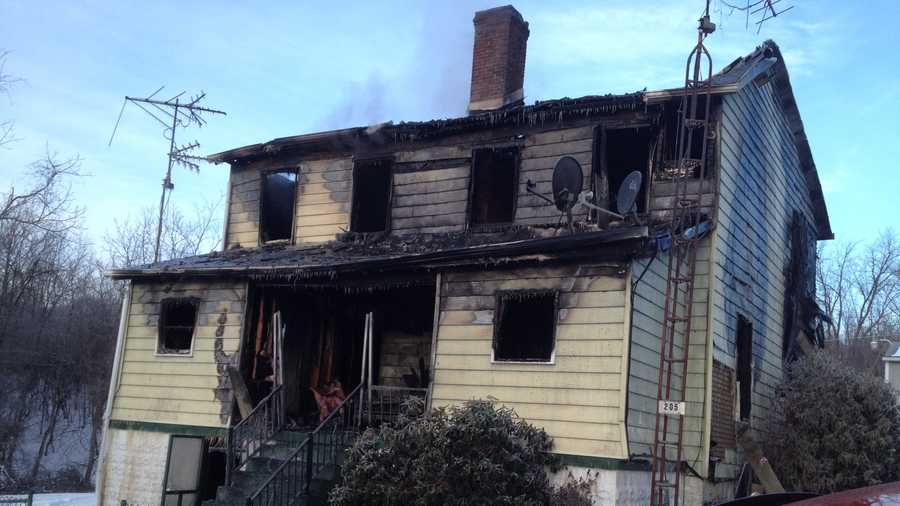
left=552, top=156, right=584, bottom=211
left=616, top=171, right=643, bottom=214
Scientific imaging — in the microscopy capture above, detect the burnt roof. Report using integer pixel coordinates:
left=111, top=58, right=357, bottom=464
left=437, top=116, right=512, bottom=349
left=107, top=226, right=650, bottom=281
left=206, top=92, right=646, bottom=164
left=208, top=40, right=830, bottom=240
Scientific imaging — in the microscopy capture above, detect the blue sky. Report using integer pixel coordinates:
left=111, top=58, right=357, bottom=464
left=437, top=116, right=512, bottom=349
left=1, top=0, right=897, bottom=249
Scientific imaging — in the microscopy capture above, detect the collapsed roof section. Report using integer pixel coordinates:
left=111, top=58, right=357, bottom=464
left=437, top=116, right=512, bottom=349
left=108, top=226, right=650, bottom=281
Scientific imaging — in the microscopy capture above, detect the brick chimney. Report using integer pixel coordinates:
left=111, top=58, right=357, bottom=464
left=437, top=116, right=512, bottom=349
left=468, top=5, right=529, bottom=114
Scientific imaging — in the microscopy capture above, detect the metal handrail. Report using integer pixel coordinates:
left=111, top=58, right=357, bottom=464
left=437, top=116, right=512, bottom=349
left=237, top=384, right=284, bottom=429
left=227, top=384, right=285, bottom=485
left=246, top=383, right=365, bottom=506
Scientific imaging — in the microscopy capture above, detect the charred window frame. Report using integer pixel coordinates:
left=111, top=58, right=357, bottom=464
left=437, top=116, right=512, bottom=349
left=259, top=169, right=298, bottom=244
left=158, top=297, right=200, bottom=355
left=492, top=290, right=558, bottom=363
left=736, top=315, right=753, bottom=420
left=595, top=126, right=654, bottom=216
left=468, top=147, right=519, bottom=228
left=350, top=158, right=393, bottom=233
left=657, top=97, right=717, bottom=180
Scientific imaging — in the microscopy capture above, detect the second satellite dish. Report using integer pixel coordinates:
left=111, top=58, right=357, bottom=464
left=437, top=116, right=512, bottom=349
left=551, top=156, right=584, bottom=211
left=616, top=170, right=643, bottom=214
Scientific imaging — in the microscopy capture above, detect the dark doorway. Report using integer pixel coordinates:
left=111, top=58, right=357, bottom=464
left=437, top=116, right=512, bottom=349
left=469, top=147, right=518, bottom=225
left=736, top=315, right=753, bottom=420
left=351, top=158, right=393, bottom=233
left=245, top=283, right=435, bottom=428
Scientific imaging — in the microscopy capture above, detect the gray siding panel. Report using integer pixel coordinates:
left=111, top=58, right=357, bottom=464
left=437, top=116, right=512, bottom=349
left=711, top=80, right=819, bottom=477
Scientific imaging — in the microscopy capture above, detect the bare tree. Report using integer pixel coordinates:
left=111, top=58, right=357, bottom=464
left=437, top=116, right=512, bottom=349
left=0, top=49, right=22, bottom=149
left=103, top=195, right=223, bottom=268
left=818, top=229, right=900, bottom=376
left=817, top=230, right=900, bottom=341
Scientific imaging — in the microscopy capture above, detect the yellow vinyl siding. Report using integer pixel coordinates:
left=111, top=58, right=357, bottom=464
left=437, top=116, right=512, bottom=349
left=430, top=264, right=630, bottom=460
left=225, top=125, right=599, bottom=247
left=110, top=280, right=246, bottom=428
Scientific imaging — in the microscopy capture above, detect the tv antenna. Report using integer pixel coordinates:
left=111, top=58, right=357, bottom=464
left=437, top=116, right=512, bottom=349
left=719, top=0, right=794, bottom=33
left=108, top=86, right=226, bottom=262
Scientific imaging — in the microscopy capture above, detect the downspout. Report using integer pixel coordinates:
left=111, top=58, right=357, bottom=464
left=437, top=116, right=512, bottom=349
left=94, top=283, right=132, bottom=506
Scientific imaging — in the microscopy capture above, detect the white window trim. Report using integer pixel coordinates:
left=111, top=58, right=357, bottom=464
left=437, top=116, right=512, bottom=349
left=155, top=298, right=199, bottom=358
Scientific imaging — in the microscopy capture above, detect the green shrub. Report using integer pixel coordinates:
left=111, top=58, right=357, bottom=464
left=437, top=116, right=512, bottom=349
left=765, top=351, right=900, bottom=493
left=330, top=399, right=586, bottom=505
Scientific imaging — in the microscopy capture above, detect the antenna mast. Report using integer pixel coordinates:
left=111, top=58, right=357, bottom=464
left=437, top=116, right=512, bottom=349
left=109, top=87, right=226, bottom=262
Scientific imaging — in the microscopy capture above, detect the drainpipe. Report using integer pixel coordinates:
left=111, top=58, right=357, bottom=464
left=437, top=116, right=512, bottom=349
left=94, top=284, right=132, bottom=506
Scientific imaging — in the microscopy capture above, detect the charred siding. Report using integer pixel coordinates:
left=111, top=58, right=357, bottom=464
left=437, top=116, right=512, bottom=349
left=710, top=79, right=818, bottom=477
left=112, top=281, right=246, bottom=428
left=431, top=264, right=630, bottom=459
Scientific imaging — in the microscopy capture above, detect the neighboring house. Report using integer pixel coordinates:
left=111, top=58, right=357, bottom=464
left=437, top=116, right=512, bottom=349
left=95, top=5, right=831, bottom=506
left=884, top=343, right=900, bottom=403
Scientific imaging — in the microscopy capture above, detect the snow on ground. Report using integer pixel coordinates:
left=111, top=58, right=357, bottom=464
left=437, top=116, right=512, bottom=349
left=31, top=493, right=95, bottom=506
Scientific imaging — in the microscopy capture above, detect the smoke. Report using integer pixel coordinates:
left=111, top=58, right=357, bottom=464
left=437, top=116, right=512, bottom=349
left=315, top=2, right=480, bottom=131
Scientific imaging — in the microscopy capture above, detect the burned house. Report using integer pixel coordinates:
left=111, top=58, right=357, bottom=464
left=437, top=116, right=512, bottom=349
left=96, top=5, right=831, bottom=506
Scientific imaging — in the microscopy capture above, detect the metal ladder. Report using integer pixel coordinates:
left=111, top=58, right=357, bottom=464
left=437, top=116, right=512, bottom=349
left=649, top=4, right=716, bottom=505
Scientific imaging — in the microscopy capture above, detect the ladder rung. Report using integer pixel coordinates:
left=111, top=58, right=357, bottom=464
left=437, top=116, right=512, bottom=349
left=663, top=356, right=687, bottom=363
left=671, top=276, right=693, bottom=283
left=667, top=316, right=690, bottom=322
left=655, top=481, right=678, bottom=488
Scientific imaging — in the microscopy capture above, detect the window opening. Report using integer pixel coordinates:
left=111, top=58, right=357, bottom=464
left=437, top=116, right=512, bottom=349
left=351, top=159, right=393, bottom=233
left=158, top=297, right=199, bottom=355
left=603, top=127, right=652, bottom=213
left=260, top=170, right=297, bottom=243
left=660, top=98, right=711, bottom=179
left=161, top=435, right=205, bottom=506
left=736, top=315, right=753, bottom=420
left=493, top=290, right=557, bottom=362
left=469, top=147, right=518, bottom=225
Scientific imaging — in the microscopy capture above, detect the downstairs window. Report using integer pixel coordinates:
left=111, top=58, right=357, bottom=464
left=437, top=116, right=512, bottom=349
left=493, top=290, right=558, bottom=362
left=158, top=297, right=199, bottom=355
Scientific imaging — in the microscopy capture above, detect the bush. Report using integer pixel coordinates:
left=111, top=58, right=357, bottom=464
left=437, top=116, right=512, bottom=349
left=765, top=351, right=900, bottom=494
left=330, top=400, right=588, bottom=505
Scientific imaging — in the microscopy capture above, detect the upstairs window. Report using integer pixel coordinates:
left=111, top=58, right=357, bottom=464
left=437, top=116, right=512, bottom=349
left=351, top=158, right=393, bottom=233
left=469, top=147, right=518, bottom=226
left=493, top=290, right=557, bottom=363
left=260, top=170, right=298, bottom=243
left=601, top=127, right=652, bottom=213
left=158, top=297, right=199, bottom=355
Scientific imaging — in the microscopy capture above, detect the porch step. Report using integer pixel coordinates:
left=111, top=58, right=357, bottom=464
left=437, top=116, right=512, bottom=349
left=204, top=429, right=352, bottom=506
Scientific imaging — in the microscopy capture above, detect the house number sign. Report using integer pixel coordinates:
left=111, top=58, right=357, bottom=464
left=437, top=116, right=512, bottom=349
left=658, top=400, right=686, bottom=416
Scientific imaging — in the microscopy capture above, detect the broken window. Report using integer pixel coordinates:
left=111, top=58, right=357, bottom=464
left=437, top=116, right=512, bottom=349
left=161, top=435, right=205, bottom=506
left=158, top=297, right=199, bottom=355
left=260, top=170, right=298, bottom=243
left=659, top=98, right=713, bottom=179
left=493, top=290, right=557, bottom=362
left=469, top=147, right=518, bottom=226
left=600, top=127, right=653, bottom=213
left=736, top=315, right=753, bottom=420
left=351, top=158, right=393, bottom=233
